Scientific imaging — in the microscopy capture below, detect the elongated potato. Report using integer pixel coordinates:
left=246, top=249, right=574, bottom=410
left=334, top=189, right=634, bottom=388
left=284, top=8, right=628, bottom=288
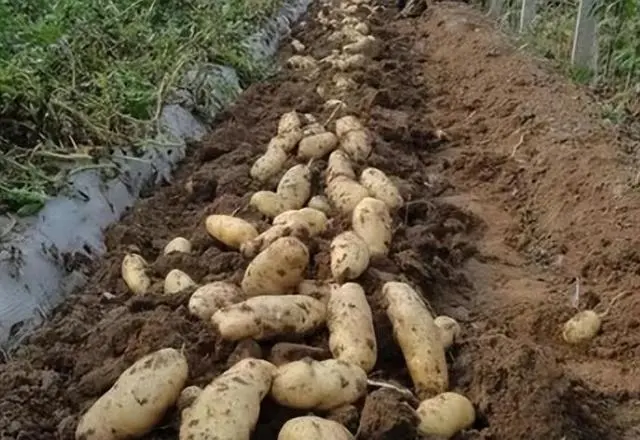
left=340, top=130, right=372, bottom=162
left=383, top=282, right=448, bottom=399
left=180, top=358, right=275, bottom=440
left=163, top=237, right=192, bottom=255
left=250, top=191, right=293, bottom=218
left=164, top=269, right=197, bottom=295
left=278, top=416, right=355, bottom=440
left=268, top=129, right=303, bottom=154
left=434, top=316, right=461, bottom=350
left=273, top=207, right=328, bottom=236
left=122, top=253, right=151, bottom=295
left=297, top=279, right=339, bottom=305
left=277, top=164, right=312, bottom=209
left=360, top=167, right=404, bottom=211
left=417, top=392, right=476, bottom=438
left=330, top=231, right=370, bottom=281
left=278, top=111, right=302, bottom=134
left=271, top=358, right=367, bottom=410
left=327, top=176, right=370, bottom=215
left=251, top=144, right=287, bottom=182
left=327, top=150, right=356, bottom=183
left=189, top=281, right=245, bottom=321
left=307, top=195, right=332, bottom=214
left=76, top=348, right=188, bottom=440
left=241, top=237, right=309, bottom=296
left=205, top=215, right=259, bottom=249
left=212, top=295, right=326, bottom=341
left=298, top=132, right=339, bottom=160
left=352, top=197, right=393, bottom=258
left=328, top=283, right=377, bottom=372
left=240, top=222, right=311, bottom=259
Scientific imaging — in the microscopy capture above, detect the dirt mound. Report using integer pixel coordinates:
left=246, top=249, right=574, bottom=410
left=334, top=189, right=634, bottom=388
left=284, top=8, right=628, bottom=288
left=2, top=1, right=640, bottom=439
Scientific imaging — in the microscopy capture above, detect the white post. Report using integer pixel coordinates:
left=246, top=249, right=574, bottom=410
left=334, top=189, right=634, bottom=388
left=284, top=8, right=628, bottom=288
left=519, top=0, right=537, bottom=32
left=572, top=0, right=598, bottom=73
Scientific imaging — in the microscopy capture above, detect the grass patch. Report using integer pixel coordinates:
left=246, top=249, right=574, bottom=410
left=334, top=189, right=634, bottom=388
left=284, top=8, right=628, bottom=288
left=0, top=0, right=285, bottom=215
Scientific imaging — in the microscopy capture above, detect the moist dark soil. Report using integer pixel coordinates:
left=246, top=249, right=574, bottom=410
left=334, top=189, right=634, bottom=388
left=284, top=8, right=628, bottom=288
left=2, top=1, right=640, bottom=439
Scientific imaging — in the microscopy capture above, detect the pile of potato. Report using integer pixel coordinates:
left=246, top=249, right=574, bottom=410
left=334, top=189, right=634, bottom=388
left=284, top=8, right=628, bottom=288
left=76, top=2, right=479, bottom=440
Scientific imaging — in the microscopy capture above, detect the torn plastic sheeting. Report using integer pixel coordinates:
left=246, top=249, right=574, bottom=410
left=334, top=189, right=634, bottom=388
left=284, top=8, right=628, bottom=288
left=0, top=0, right=311, bottom=350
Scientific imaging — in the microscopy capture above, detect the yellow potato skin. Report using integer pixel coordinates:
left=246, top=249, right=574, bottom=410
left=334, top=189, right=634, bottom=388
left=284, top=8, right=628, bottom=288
left=330, top=231, right=370, bottom=281
left=297, top=132, right=339, bottom=160
left=352, top=197, right=393, bottom=258
left=188, top=282, right=245, bottom=321
left=327, top=176, right=370, bottom=215
left=335, top=115, right=364, bottom=138
left=251, top=144, right=287, bottom=182
left=241, top=237, right=310, bottom=296
left=278, top=416, right=355, bottom=440
left=277, top=164, right=312, bottom=209
left=562, top=310, right=601, bottom=344
left=163, top=237, right=192, bottom=255
left=417, top=392, right=476, bottom=439
left=164, top=269, right=196, bottom=295
left=327, top=283, right=377, bottom=372
left=359, top=167, right=404, bottom=211
left=180, top=358, right=275, bottom=440
left=250, top=191, right=293, bottom=218
left=278, top=111, right=302, bottom=135
left=205, top=215, right=259, bottom=249
left=75, top=348, right=188, bottom=440
left=340, top=129, right=371, bottom=162
left=383, top=282, right=448, bottom=399
left=273, top=208, right=328, bottom=236
left=327, top=150, right=356, bottom=183
left=121, top=253, right=151, bottom=295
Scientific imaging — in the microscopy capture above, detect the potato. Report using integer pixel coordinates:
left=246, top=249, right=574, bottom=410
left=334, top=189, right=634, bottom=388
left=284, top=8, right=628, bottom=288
left=417, top=392, right=476, bottom=438
left=278, top=111, right=302, bottom=135
left=291, top=39, right=306, bottom=53
left=250, top=191, right=293, bottom=218
left=298, top=132, right=339, bottom=160
left=76, top=348, right=188, bottom=440
left=164, top=269, right=197, bottom=295
left=271, top=358, right=367, bottom=410
left=278, top=416, right=355, bottom=440
left=251, top=144, right=287, bottom=182
left=212, top=295, right=326, bottom=341
left=359, top=167, right=404, bottom=211
left=327, top=150, right=356, bottom=183
left=177, top=386, right=203, bottom=412
left=562, top=310, right=601, bottom=344
left=352, top=197, right=393, bottom=258
left=297, top=279, right=339, bottom=305
left=307, top=195, right=332, bottom=214
left=383, top=282, right=448, bottom=399
left=180, top=358, right=275, bottom=440
left=205, top=215, right=259, bottom=249
left=327, top=283, right=377, bottom=372
left=330, top=231, right=370, bottom=281
left=340, top=130, right=372, bottom=162
left=273, top=207, right=328, bottom=237
left=343, top=36, right=380, bottom=58
left=327, top=176, right=370, bottom=215
left=163, top=237, right=192, bottom=255
left=189, top=281, right=245, bottom=321
left=241, top=236, right=309, bottom=296
left=121, top=253, right=151, bottom=295
left=268, top=129, right=304, bottom=154
left=434, top=316, right=461, bottom=350
left=354, top=22, right=370, bottom=35
left=240, top=222, right=311, bottom=259
left=302, top=123, right=326, bottom=137
left=277, top=164, right=312, bottom=209
left=287, top=55, right=318, bottom=70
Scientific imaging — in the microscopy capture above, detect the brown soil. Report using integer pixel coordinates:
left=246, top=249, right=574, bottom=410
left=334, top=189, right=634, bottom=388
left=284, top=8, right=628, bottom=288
left=2, top=1, right=640, bottom=439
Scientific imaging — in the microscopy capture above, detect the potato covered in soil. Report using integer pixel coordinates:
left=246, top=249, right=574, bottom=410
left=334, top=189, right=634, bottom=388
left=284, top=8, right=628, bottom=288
left=205, top=215, right=259, bottom=250
left=340, top=129, right=372, bottom=162
left=179, top=358, right=275, bottom=440
left=270, top=358, right=367, bottom=410
left=343, top=35, right=381, bottom=58
left=278, top=416, right=355, bottom=440
left=250, top=191, right=292, bottom=218
left=307, top=195, right=332, bottom=214
left=562, top=310, right=601, bottom=344
left=188, top=281, right=245, bottom=321
left=434, top=316, right=461, bottom=350
left=278, top=110, right=302, bottom=135
left=276, top=163, right=312, bottom=209
left=240, top=222, right=311, bottom=259
left=121, top=253, right=151, bottom=295
left=327, top=150, right=356, bottom=183
left=335, top=115, right=364, bottom=138
left=327, top=176, right=370, bottom=215
left=268, top=130, right=304, bottom=154
left=241, top=236, right=309, bottom=296
left=211, top=295, right=326, bottom=341
left=383, top=282, right=449, bottom=399
left=273, top=207, right=328, bottom=237
left=417, top=392, right=476, bottom=438
left=76, top=348, right=188, bottom=440
left=328, top=283, right=377, bottom=372
left=359, top=167, right=404, bottom=211
left=297, top=132, right=339, bottom=160
left=164, top=269, right=196, bottom=295
left=330, top=231, right=371, bottom=281
left=251, top=144, right=288, bottom=182
left=163, top=237, right=192, bottom=255
left=302, top=122, right=326, bottom=137
left=352, top=197, right=393, bottom=258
